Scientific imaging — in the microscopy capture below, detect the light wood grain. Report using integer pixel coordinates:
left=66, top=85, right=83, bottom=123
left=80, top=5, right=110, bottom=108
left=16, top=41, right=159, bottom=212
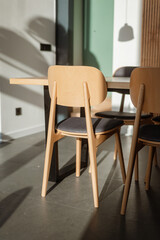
left=130, top=68, right=160, bottom=113
left=10, top=77, right=130, bottom=91
left=76, top=138, right=82, bottom=177
left=48, top=66, right=107, bottom=107
left=41, top=66, right=126, bottom=208
left=10, top=78, right=48, bottom=85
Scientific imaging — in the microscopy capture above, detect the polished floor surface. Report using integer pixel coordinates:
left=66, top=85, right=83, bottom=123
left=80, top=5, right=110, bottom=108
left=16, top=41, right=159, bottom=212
left=0, top=132, right=160, bottom=240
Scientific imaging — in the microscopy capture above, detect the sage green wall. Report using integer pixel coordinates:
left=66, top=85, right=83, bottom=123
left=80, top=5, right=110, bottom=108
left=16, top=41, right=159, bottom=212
left=73, top=0, right=83, bottom=65
left=83, top=0, right=114, bottom=76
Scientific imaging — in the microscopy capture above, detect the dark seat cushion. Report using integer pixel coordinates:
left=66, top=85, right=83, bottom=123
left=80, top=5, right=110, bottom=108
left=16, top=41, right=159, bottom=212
left=152, top=116, right=160, bottom=123
left=56, top=117, right=123, bottom=134
left=107, top=89, right=130, bottom=94
left=139, top=125, right=160, bottom=142
left=95, top=111, right=151, bottom=120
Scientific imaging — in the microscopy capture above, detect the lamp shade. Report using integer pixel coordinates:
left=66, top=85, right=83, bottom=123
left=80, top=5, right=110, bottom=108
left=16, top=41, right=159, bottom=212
left=118, top=23, right=134, bottom=41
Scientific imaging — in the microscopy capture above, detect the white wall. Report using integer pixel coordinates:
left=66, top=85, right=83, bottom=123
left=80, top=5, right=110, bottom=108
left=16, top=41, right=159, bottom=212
left=0, top=0, right=56, bottom=140
left=112, top=0, right=143, bottom=135
left=112, top=0, right=143, bottom=110
left=113, top=0, right=143, bottom=72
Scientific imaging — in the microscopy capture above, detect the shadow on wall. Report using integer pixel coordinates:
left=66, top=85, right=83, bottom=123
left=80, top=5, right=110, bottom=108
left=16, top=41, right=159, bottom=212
left=26, top=17, right=70, bottom=122
left=0, top=18, right=70, bottom=135
left=0, top=16, right=58, bottom=83
left=0, top=18, right=54, bottom=114
left=27, top=17, right=56, bottom=46
left=83, top=0, right=100, bottom=69
left=0, top=27, right=49, bottom=75
left=83, top=50, right=100, bottom=69
left=27, top=17, right=70, bottom=65
left=1, top=76, right=44, bottom=108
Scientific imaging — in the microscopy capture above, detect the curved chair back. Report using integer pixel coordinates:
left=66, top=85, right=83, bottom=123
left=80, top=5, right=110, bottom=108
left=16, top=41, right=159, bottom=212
left=130, top=67, right=160, bottom=114
left=48, top=65, right=107, bottom=107
left=113, top=66, right=138, bottom=77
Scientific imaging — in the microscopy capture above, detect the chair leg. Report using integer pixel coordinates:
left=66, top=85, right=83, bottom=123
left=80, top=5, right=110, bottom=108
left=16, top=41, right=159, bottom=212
left=41, top=138, right=54, bottom=197
left=119, top=93, right=125, bottom=112
left=114, top=93, right=124, bottom=161
left=153, top=148, right=158, bottom=166
left=134, top=154, right=139, bottom=181
left=115, top=131, right=126, bottom=183
left=88, top=137, right=99, bottom=208
left=114, top=127, right=122, bottom=161
left=76, top=138, right=82, bottom=177
left=145, top=146, right=155, bottom=190
left=114, top=142, right=118, bottom=160
left=120, top=148, right=137, bottom=215
left=121, top=84, right=144, bottom=215
left=88, top=147, right=98, bottom=174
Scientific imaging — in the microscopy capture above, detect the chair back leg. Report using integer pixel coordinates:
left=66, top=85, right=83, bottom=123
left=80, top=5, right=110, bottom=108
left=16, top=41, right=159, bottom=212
left=134, top=154, right=139, bottom=181
left=115, top=131, right=126, bottom=183
left=145, top=146, right=156, bottom=190
left=76, top=138, right=82, bottom=177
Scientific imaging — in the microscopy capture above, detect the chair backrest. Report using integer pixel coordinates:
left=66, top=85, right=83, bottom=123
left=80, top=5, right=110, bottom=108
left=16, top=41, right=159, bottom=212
left=113, top=66, right=138, bottom=77
left=130, top=67, right=160, bottom=114
left=48, top=65, right=107, bottom=107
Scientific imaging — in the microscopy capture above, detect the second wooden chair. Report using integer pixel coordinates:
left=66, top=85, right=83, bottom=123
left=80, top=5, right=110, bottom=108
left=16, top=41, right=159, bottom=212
left=121, top=67, right=160, bottom=215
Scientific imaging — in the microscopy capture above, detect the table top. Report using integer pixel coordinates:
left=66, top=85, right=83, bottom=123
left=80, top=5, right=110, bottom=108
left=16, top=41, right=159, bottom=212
left=10, top=77, right=130, bottom=90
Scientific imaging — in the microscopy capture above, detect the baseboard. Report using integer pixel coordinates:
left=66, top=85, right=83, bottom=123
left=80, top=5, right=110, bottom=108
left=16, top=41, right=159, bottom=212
left=2, top=124, right=45, bottom=140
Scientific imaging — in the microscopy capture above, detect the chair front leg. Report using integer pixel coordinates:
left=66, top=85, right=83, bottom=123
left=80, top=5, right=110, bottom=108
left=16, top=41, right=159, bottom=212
left=115, top=130, right=126, bottom=183
left=41, top=136, right=55, bottom=197
left=88, top=147, right=98, bottom=174
left=41, top=81, right=57, bottom=197
left=120, top=146, right=137, bottom=215
left=120, top=83, right=144, bottom=215
left=88, top=136, right=99, bottom=208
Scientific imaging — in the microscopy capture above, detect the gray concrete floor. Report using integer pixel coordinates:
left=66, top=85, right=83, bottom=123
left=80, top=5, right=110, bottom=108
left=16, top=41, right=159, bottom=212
left=0, top=132, right=160, bottom=240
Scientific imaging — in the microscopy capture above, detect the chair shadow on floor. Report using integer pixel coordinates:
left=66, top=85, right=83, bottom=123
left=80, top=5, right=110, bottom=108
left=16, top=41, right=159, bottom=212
left=80, top=162, right=160, bottom=240
left=0, top=187, right=32, bottom=228
left=47, top=153, right=88, bottom=195
left=46, top=145, right=111, bottom=196
left=146, top=188, right=160, bottom=226
left=0, top=140, right=45, bottom=182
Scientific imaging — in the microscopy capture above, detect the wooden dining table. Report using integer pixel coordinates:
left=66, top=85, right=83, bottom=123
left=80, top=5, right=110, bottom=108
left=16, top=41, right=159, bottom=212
left=10, top=76, right=130, bottom=182
left=10, top=77, right=130, bottom=91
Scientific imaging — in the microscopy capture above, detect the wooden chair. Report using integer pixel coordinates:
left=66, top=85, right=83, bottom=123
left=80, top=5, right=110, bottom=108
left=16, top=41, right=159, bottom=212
left=95, top=67, right=151, bottom=180
left=96, top=66, right=141, bottom=161
left=41, top=65, right=126, bottom=208
left=121, top=67, right=160, bottom=215
left=112, top=66, right=137, bottom=112
left=152, top=115, right=160, bottom=125
left=150, top=116, right=160, bottom=164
